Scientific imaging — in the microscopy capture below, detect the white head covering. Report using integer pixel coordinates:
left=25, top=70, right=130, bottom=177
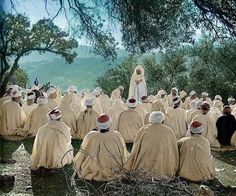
left=11, top=90, right=22, bottom=98
left=27, top=92, right=36, bottom=100
left=48, top=108, right=62, bottom=120
left=134, top=65, right=145, bottom=75
left=37, top=96, right=48, bottom=105
left=228, top=97, right=235, bottom=103
left=127, top=98, right=137, bottom=108
left=118, top=86, right=124, bottom=91
left=214, top=95, right=222, bottom=101
left=149, top=111, right=165, bottom=124
left=201, top=92, right=208, bottom=97
left=31, top=85, right=39, bottom=91
left=189, top=120, right=204, bottom=134
left=171, top=87, right=178, bottom=94
left=85, top=97, right=94, bottom=106
left=158, top=89, right=167, bottom=96
left=68, top=85, right=77, bottom=93
left=195, top=100, right=204, bottom=109
left=173, top=96, right=181, bottom=105
left=148, top=95, right=155, bottom=103
left=180, top=90, right=187, bottom=99
left=189, top=91, right=196, bottom=96
left=47, top=86, right=56, bottom=96
left=96, top=114, right=112, bottom=129
left=9, top=85, right=19, bottom=92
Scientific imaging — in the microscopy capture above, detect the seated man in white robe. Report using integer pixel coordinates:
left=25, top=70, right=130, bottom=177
left=108, top=99, right=127, bottom=130
left=125, top=111, right=179, bottom=178
left=165, top=96, right=187, bottom=139
left=58, top=93, right=77, bottom=138
left=178, top=121, right=215, bottom=181
left=183, top=91, right=198, bottom=110
left=167, top=87, right=179, bottom=107
left=128, top=65, right=147, bottom=101
left=191, top=102, right=220, bottom=147
left=180, top=90, right=187, bottom=109
left=116, top=98, right=143, bottom=143
left=67, top=85, right=83, bottom=117
left=31, top=108, right=73, bottom=170
left=74, top=114, right=128, bottom=181
left=0, top=90, right=26, bottom=136
left=22, top=91, right=38, bottom=116
left=200, top=92, right=212, bottom=105
left=0, top=85, right=19, bottom=109
left=76, top=98, right=99, bottom=139
left=187, top=100, right=203, bottom=126
left=22, top=96, right=50, bottom=137
left=46, top=86, right=59, bottom=110
left=228, top=97, right=236, bottom=110
left=111, top=86, right=124, bottom=102
left=212, top=95, right=224, bottom=112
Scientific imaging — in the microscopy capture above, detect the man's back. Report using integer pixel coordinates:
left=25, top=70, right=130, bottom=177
left=178, top=135, right=215, bottom=181
left=116, top=108, right=143, bottom=143
left=125, top=123, right=179, bottom=178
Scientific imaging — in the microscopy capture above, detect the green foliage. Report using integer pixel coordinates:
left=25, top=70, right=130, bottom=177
left=97, top=37, right=236, bottom=102
left=0, top=13, right=78, bottom=95
left=13, top=68, right=29, bottom=88
left=143, top=51, right=188, bottom=95
left=96, top=56, right=137, bottom=98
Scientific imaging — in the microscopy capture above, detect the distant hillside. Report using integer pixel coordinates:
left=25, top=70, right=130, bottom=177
left=20, top=46, right=129, bottom=92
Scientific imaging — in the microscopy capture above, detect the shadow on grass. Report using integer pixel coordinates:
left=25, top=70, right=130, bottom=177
left=216, top=150, right=236, bottom=166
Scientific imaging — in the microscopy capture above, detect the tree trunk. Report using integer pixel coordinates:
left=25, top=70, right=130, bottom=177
left=0, top=56, right=21, bottom=97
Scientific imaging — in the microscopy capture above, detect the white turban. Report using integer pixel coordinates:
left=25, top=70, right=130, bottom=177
left=173, top=96, right=181, bottom=105
left=189, top=91, right=196, bottom=96
left=11, top=90, right=22, bottom=98
left=47, top=87, right=56, bottom=96
left=214, top=95, right=222, bottom=101
left=68, top=85, right=77, bottom=93
left=85, top=97, right=94, bottom=106
left=48, top=108, right=62, bottom=120
left=149, top=111, right=165, bottom=124
left=228, top=97, right=235, bottom=102
left=158, top=90, right=167, bottom=96
left=201, top=92, right=208, bottom=97
left=127, top=98, right=137, bottom=108
left=96, top=114, right=112, bottom=129
left=189, top=120, right=203, bottom=134
left=37, top=97, right=48, bottom=105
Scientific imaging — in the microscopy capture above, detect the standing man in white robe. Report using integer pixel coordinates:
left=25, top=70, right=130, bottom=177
left=167, top=87, right=179, bottom=107
left=128, top=65, right=147, bottom=101
left=46, top=86, right=59, bottom=110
